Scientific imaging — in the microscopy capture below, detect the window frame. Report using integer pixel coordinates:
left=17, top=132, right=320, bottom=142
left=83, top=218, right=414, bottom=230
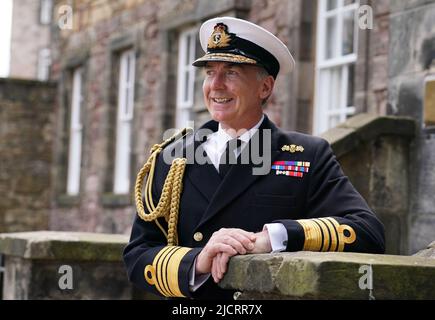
left=314, top=0, right=359, bottom=134
left=113, top=49, right=136, bottom=194
left=176, top=27, right=197, bottom=129
left=66, top=67, right=84, bottom=196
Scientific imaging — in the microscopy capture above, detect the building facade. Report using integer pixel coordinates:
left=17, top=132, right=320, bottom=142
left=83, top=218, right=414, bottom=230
left=49, top=0, right=384, bottom=233
left=2, top=0, right=435, bottom=254
left=9, top=0, right=53, bottom=80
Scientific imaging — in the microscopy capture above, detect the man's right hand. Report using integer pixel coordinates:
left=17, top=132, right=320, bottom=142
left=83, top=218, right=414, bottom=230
left=195, top=228, right=256, bottom=276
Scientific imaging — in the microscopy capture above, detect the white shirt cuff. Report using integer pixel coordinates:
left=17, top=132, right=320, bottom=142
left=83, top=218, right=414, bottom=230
left=264, top=223, right=288, bottom=253
left=189, top=257, right=211, bottom=292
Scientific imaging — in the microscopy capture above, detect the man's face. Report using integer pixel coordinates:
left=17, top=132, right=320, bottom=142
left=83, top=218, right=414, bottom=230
left=203, top=62, right=274, bottom=130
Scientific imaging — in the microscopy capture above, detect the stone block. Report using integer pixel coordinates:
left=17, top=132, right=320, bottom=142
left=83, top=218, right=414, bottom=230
left=388, top=12, right=417, bottom=78
left=220, top=252, right=435, bottom=299
left=390, top=0, right=435, bottom=13
left=377, top=213, right=406, bottom=255
left=372, top=0, right=390, bottom=16
left=0, top=231, right=128, bottom=261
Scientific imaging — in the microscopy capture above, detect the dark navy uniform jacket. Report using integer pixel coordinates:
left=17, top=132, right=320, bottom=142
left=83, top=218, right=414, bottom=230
left=123, top=116, right=385, bottom=300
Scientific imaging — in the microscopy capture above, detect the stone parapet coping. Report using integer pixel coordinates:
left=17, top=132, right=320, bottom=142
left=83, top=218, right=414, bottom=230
left=0, top=231, right=128, bottom=262
left=321, top=113, right=416, bottom=158
left=219, top=252, right=435, bottom=300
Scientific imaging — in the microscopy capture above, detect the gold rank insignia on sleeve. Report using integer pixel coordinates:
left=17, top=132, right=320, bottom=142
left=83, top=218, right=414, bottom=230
left=297, top=218, right=356, bottom=252
left=144, top=246, right=192, bottom=297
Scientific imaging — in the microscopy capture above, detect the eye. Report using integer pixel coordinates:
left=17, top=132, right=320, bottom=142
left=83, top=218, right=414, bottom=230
left=226, top=70, right=237, bottom=76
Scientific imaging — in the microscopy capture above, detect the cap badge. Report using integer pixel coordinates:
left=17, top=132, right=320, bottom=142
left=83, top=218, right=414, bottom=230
left=208, top=23, right=232, bottom=49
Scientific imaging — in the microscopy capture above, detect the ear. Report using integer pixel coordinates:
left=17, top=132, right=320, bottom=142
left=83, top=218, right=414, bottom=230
left=259, top=76, right=275, bottom=100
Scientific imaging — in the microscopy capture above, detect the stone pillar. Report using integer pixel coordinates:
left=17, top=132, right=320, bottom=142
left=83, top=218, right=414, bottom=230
left=322, top=113, right=416, bottom=255
left=387, top=1, right=435, bottom=254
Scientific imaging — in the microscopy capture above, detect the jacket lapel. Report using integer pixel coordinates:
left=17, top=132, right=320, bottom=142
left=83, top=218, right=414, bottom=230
left=197, top=116, right=282, bottom=228
left=186, top=121, right=221, bottom=203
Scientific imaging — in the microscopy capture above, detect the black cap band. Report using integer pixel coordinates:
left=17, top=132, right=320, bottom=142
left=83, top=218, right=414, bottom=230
left=208, top=36, right=280, bottom=78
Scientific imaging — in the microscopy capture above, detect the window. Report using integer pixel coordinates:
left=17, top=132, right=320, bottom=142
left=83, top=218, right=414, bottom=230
left=314, top=0, right=359, bottom=134
left=176, top=28, right=197, bottom=129
left=37, top=48, right=51, bottom=81
left=113, top=49, right=136, bottom=194
left=40, top=0, right=53, bottom=25
left=66, top=67, right=84, bottom=195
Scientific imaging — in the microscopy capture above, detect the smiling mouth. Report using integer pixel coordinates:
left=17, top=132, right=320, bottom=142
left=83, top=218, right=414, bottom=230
left=212, top=98, right=233, bottom=103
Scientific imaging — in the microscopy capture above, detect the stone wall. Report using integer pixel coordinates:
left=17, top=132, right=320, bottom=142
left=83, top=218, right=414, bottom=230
left=0, top=78, right=56, bottom=232
left=0, top=231, right=152, bottom=300
left=386, top=0, right=435, bottom=254
left=219, top=248, right=435, bottom=300
left=1, top=231, right=433, bottom=300
left=357, top=0, right=391, bottom=116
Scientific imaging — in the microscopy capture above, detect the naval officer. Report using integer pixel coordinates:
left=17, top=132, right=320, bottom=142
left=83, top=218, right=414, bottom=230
left=123, top=16, right=385, bottom=300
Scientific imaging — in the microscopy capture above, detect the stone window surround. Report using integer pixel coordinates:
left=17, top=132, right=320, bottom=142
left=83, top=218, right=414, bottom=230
left=313, top=0, right=360, bottom=134
left=55, top=51, right=90, bottom=208
left=102, top=31, right=141, bottom=208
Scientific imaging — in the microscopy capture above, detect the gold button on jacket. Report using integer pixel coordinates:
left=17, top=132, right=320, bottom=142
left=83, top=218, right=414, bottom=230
left=193, top=232, right=203, bottom=242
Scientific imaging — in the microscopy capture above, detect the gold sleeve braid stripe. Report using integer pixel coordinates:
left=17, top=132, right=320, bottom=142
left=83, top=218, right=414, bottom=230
left=297, top=218, right=356, bottom=252
left=144, top=246, right=192, bottom=297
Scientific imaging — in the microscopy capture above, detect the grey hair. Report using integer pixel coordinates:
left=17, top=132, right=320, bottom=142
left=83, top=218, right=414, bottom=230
left=256, top=67, right=272, bottom=107
left=256, top=66, right=270, bottom=81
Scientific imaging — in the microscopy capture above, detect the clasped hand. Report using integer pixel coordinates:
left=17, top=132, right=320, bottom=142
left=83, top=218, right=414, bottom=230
left=195, top=228, right=272, bottom=283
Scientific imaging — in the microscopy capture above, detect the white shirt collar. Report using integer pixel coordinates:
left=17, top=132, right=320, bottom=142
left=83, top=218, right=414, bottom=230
left=215, top=114, right=265, bottom=151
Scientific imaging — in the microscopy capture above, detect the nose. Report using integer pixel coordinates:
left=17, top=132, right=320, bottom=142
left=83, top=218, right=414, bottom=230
left=210, top=71, right=226, bottom=90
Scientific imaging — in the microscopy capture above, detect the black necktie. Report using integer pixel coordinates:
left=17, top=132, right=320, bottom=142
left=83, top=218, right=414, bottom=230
left=219, top=138, right=242, bottom=178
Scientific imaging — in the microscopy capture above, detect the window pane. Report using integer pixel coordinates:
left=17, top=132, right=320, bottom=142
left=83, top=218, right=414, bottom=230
left=325, top=17, right=337, bottom=59
left=176, top=28, right=196, bottom=126
left=124, top=87, right=130, bottom=114
left=40, top=0, right=53, bottom=24
left=67, top=68, right=83, bottom=195
left=114, top=49, right=135, bottom=194
left=344, top=0, right=356, bottom=6
left=177, top=109, right=191, bottom=128
left=329, top=67, right=342, bottom=110
left=126, top=54, right=131, bottom=82
left=185, top=35, right=191, bottom=66
left=342, top=10, right=355, bottom=55
left=183, top=72, right=189, bottom=103
left=37, top=48, right=51, bottom=81
left=327, top=0, right=338, bottom=10
left=347, top=64, right=355, bottom=107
